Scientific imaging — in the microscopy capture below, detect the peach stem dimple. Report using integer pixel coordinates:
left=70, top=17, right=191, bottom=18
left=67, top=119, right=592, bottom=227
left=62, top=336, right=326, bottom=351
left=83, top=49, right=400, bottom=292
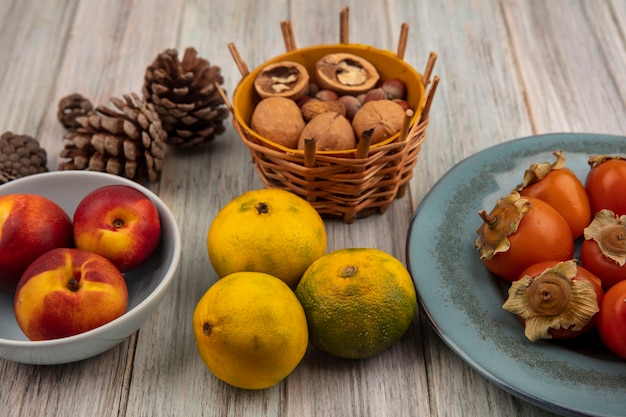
left=67, top=278, right=79, bottom=292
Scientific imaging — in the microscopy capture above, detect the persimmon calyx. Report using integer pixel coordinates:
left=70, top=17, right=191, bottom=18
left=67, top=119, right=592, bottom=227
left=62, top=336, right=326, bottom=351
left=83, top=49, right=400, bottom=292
left=502, top=260, right=599, bottom=341
left=584, top=209, right=626, bottom=266
left=475, top=192, right=530, bottom=260
left=514, top=150, right=566, bottom=191
left=588, top=154, right=626, bottom=168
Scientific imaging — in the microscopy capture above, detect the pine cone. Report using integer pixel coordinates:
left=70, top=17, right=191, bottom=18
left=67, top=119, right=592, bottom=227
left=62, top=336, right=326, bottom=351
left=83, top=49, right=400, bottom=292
left=57, top=93, right=94, bottom=131
left=0, top=131, right=48, bottom=184
left=59, top=93, right=167, bottom=182
left=143, top=47, right=228, bottom=147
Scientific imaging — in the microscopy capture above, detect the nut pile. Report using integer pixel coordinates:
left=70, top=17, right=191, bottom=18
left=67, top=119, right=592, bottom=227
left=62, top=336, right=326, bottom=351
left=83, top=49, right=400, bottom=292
left=250, top=53, right=411, bottom=152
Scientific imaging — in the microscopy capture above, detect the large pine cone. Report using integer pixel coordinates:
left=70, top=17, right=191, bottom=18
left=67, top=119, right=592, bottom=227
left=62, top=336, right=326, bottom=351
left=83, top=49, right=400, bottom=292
left=0, top=131, right=48, bottom=184
left=59, top=93, right=167, bottom=182
left=143, top=47, right=228, bottom=147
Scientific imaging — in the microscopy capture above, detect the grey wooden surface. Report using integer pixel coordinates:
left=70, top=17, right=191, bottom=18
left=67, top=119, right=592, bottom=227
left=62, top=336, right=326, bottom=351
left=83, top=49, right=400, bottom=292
left=1, top=1, right=625, bottom=416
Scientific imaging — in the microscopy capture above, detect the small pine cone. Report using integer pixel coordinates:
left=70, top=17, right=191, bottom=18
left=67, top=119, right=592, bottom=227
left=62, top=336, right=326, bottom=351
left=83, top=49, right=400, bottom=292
left=0, top=131, right=48, bottom=184
left=143, top=47, right=229, bottom=147
left=57, top=93, right=94, bottom=131
left=59, top=93, right=167, bottom=182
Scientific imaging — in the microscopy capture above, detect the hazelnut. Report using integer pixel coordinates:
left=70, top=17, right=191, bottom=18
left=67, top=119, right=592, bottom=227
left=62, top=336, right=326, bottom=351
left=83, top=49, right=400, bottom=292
left=315, top=53, right=380, bottom=95
left=315, top=89, right=339, bottom=101
left=298, top=112, right=356, bottom=151
left=351, top=100, right=405, bottom=145
left=301, top=100, right=346, bottom=121
left=251, top=97, right=305, bottom=149
left=363, top=87, right=387, bottom=103
left=254, top=61, right=310, bottom=101
left=393, top=99, right=412, bottom=111
left=337, top=95, right=362, bottom=120
left=381, top=78, right=407, bottom=100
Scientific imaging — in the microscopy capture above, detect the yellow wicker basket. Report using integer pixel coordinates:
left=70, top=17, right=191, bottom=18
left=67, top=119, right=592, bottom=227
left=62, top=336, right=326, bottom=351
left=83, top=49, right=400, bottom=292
left=220, top=9, right=439, bottom=223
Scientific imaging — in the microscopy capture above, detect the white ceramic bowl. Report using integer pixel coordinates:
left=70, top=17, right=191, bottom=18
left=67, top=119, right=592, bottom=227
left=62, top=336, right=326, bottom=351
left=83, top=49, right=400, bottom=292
left=0, top=171, right=181, bottom=365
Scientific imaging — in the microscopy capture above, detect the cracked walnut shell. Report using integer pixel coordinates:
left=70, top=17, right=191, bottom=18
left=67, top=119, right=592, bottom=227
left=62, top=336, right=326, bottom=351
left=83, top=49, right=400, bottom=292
left=254, top=61, right=310, bottom=101
left=315, top=53, right=380, bottom=96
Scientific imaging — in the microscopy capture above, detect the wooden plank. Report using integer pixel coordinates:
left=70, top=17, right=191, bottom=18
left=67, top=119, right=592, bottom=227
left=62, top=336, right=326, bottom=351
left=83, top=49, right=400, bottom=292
left=502, top=0, right=626, bottom=135
left=0, top=0, right=77, bottom=136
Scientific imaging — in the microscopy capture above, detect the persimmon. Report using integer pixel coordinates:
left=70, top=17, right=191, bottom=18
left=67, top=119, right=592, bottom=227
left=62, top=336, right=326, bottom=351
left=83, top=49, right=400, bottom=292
left=503, top=260, right=603, bottom=341
left=515, top=150, right=591, bottom=239
left=597, top=280, right=626, bottom=360
left=580, top=209, right=626, bottom=291
left=475, top=192, right=574, bottom=281
left=586, top=155, right=626, bottom=216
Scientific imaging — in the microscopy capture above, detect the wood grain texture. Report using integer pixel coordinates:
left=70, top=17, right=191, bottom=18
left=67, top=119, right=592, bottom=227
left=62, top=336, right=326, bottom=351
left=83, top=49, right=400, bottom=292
left=1, top=0, right=624, bottom=416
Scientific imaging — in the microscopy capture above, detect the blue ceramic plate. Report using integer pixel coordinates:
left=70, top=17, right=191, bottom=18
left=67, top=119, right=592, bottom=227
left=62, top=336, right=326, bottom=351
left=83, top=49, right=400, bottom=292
left=406, top=133, right=626, bottom=417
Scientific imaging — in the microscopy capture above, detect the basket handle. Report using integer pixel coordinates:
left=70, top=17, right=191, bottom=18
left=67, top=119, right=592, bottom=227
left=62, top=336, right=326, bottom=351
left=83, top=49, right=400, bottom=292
left=227, top=42, right=249, bottom=78
left=340, top=7, right=349, bottom=43
left=397, top=23, right=409, bottom=60
left=399, top=109, right=415, bottom=142
left=281, top=20, right=297, bottom=51
left=422, top=51, right=438, bottom=87
left=215, top=82, right=234, bottom=115
left=419, top=75, right=440, bottom=124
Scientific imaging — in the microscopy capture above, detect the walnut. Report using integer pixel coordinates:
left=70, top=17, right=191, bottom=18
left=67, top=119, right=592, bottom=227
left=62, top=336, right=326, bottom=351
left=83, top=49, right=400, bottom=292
left=254, top=61, right=310, bottom=101
left=315, top=53, right=379, bottom=96
left=351, top=100, right=405, bottom=145
left=297, top=112, right=356, bottom=151
left=251, top=97, right=305, bottom=149
left=301, top=99, right=346, bottom=121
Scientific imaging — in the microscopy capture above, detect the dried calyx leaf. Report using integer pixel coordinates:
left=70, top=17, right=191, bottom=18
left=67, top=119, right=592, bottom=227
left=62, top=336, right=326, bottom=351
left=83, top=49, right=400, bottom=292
left=475, top=192, right=531, bottom=260
left=315, top=53, right=379, bottom=95
left=514, top=150, right=566, bottom=191
left=584, top=209, right=626, bottom=266
left=254, top=61, right=309, bottom=100
left=588, top=154, right=626, bottom=168
left=502, top=260, right=600, bottom=341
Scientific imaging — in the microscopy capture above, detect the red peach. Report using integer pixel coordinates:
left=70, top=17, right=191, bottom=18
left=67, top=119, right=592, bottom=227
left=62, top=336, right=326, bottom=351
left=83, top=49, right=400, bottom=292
left=0, top=194, right=73, bottom=293
left=14, top=247, right=128, bottom=340
left=73, top=185, right=161, bottom=272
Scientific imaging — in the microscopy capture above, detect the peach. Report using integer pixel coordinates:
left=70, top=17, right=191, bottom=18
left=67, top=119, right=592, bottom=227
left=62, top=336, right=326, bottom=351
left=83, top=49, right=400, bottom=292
left=0, top=193, right=74, bottom=293
left=73, top=185, right=161, bottom=272
left=14, top=248, right=128, bottom=340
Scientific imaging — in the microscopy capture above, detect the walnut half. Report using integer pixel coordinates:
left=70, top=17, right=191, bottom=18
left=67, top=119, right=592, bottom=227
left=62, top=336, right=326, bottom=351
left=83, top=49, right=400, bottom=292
left=254, top=61, right=310, bottom=101
left=315, top=53, right=379, bottom=96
